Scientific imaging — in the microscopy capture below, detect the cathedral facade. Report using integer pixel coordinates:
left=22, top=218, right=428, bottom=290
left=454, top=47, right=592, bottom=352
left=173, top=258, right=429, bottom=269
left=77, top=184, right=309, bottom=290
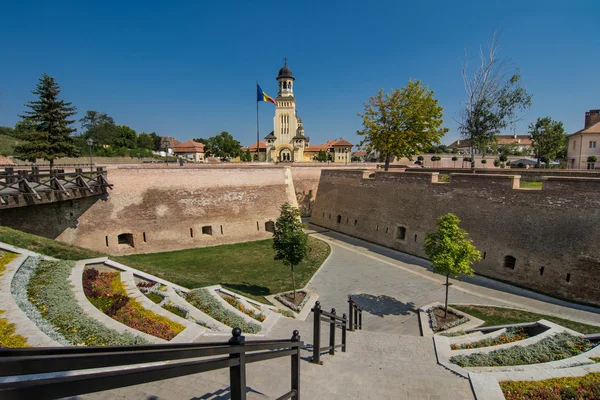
left=257, top=62, right=352, bottom=163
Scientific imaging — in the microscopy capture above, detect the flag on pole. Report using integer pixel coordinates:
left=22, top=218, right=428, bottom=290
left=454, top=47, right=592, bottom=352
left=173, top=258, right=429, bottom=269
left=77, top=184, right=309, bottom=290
left=257, top=84, right=276, bottom=105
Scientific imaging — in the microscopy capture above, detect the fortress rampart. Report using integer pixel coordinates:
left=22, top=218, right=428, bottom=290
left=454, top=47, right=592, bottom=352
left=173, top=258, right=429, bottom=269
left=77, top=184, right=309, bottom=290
left=0, top=167, right=298, bottom=255
left=310, top=170, right=600, bottom=305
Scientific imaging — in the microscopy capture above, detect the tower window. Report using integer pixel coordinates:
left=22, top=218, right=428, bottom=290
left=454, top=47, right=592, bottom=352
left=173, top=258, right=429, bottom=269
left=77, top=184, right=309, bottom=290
left=202, top=226, right=213, bottom=236
left=566, top=273, right=571, bottom=282
left=265, top=221, right=275, bottom=232
left=336, top=215, right=342, bottom=224
left=540, top=266, right=544, bottom=276
left=504, top=256, right=516, bottom=270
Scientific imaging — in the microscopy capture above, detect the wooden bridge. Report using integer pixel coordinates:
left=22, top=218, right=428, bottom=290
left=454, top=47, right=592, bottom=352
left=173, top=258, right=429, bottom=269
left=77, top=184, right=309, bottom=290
left=0, top=167, right=112, bottom=209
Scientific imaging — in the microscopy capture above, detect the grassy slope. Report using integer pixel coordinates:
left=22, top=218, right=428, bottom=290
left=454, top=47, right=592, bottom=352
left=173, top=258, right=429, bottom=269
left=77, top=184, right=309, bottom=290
left=0, top=134, right=22, bottom=156
left=451, top=304, right=600, bottom=334
left=0, top=226, right=104, bottom=260
left=117, top=237, right=331, bottom=303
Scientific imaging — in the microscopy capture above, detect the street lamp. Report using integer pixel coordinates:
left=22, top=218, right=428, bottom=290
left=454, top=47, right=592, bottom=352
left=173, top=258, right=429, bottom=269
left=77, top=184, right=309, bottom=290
left=86, top=138, right=94, bottom=173
left=344, top=148, right=348, bottom=165
left=162, top=138, right=170, bottom=167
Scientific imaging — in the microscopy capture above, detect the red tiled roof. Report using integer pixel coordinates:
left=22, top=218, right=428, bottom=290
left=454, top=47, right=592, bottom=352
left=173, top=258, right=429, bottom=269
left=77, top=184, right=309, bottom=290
left=449, top=135, right=533, bottom=147
left=570, top=121, right=600, bottom=136
left=248, top=141, right=267, bottom=151
left=332, top=139, right=353, bottom=146
left=172, top=140, right=205, bottom=153
left=352, top=151, right=367, bottom=157
left=304, top=144, right=330, bottom=152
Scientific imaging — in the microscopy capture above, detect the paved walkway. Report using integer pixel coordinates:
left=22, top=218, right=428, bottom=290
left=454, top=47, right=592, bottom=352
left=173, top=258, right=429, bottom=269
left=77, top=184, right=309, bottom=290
left=82, top=226, right=600, bottom=399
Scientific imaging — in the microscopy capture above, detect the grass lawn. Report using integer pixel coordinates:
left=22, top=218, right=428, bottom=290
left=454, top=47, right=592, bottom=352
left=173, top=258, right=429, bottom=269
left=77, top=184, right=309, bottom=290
left=116, top=236, right=330, bottom=303
left=451, top=304, right=600, bottom=334
left=0, top=226, right=104, bottom=260
left=519, top=181, right=543, bottom=189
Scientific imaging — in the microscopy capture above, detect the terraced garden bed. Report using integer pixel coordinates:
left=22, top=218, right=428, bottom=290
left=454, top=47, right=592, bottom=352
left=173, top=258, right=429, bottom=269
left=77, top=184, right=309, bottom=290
left=83, top=268, right=184, bottom=340
left=0, top=251, right=28, bottom=348
left=185, top=288, right=261, bottom=333
left=450, top=332, right=596, bottom=367
left=13, top=258, right=147, bottom=346
left=217, top=291, right=266, bottom=322
left=450, top=326, right=547, bottom=350
left=500, top=372, right=600, bottom=400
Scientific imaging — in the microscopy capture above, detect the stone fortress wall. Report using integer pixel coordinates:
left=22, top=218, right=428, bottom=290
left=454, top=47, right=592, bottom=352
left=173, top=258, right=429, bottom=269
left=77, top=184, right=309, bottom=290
left=309, top=170, right=600, bottom=306
left=0, top=167, right=298, bottom=255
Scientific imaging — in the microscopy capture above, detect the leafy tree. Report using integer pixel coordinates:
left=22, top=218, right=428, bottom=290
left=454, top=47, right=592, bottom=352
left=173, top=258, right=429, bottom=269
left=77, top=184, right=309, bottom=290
left=424, top=213, right=481, bottom=318
left=79, top=110, right=115, bottom=132
left=528, top=117, right=566, bottom=168
left=204, top=132, right=242, bottom=159
left=0, top=126, right=16, bottom=138
left=357, top=79, right=448, bottom=171
left=14, top=73, right=79, bottom=168
left=85, top=122, right=120, bottom=148
left=481, top=159, right=487, bottom=167
left=588, top=156, right=598, bottom=169
left=272, top=203, right=308, bottom=299
left=314, top=149, right=329, bottom=162
left=113, top=125, right=137, bottom=149
left=243, top=148, right=252, bottom=161
left=499, top=154, right=508, bottom=163
left=458, top=32, right=532, bottom=168
left=137, top=132, right=155, bottom=150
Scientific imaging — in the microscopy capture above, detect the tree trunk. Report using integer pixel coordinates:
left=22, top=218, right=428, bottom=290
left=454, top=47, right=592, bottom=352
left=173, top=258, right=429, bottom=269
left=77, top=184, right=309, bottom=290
left=384, top=153, right=391, bottom=171
left=470, top=147, right=475, bottom=171
left=291, top=264, right=296, bottom=299
left=49, top=159, right=54, bottom=171
left=444, top=273, right=450, bottom=319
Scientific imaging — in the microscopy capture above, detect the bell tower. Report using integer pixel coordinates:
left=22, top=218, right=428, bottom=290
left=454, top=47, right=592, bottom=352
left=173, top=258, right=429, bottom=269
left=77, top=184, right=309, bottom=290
left=277, top=57, right=295, bottom=97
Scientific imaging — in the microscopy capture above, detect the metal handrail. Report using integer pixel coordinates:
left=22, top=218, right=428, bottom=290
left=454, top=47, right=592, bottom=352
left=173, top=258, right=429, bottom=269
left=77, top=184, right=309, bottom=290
left=348, top=296, right=363, bottom=331
left=0, top=328, right=303, bottom=400
left=310, top=301, right=347, bottom=365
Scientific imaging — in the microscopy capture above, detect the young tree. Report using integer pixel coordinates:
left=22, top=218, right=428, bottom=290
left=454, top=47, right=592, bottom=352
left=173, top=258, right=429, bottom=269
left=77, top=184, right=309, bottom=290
left=528, top=117, right=566, bottom=168
left=357, top=79, right=448, bottom=171
left=424, top=213, right=481, bottom=318
left=458, top=32, right=532, bottom=168
left=272, top=203, right=308, bottom=299
left=15, top=73, right=79, bottom=168
left=451, top=156, right=458, bottom=168
left=314, top=149, right=329, bottom=162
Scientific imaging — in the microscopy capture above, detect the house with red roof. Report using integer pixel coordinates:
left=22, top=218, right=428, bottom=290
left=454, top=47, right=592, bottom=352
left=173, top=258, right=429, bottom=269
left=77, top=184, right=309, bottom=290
left=171, top=140, right=205, bottom=162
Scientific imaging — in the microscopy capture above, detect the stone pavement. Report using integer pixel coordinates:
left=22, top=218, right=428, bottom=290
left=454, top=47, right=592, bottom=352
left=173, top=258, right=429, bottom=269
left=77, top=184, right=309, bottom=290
left=80, top=225, right=600, bottom=399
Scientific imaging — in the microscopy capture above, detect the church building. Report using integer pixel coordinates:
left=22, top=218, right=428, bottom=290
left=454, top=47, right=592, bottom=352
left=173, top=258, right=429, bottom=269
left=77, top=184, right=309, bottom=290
left=261, top=61, right=353, bottom=163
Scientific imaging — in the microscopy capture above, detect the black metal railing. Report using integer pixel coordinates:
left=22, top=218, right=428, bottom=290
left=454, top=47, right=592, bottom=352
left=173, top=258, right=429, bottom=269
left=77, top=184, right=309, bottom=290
left=0, top=328, right=302, bottom=400
left=348, top=295, right=363, bottom=331
left=310, top=301, right=347, bottom=365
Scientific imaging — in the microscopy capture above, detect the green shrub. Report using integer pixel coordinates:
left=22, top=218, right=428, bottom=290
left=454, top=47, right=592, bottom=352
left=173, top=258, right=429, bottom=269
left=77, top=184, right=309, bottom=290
left=163, top=303, right=187, bottom=319
left=185, top=289, right=261, bottom=334
left=145, top=292, right=164, bottom=304
left=450, top=332, right=595, bottom=367
left=25, top=260, right=148, bottom=346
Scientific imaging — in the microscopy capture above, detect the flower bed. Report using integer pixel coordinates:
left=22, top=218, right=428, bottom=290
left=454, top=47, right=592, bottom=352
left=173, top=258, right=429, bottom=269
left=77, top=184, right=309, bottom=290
left=185, top=289, right=261, bottom=334
left=218, top=291, right=266, bottom=322
left=0, top=251, right=28, bottom=348
left=500, top=372, right=600, bottom=400
left=84, top=268, right=184, bottom=340
left=274, top=308, right=296, bottom=319
left=451, top=327, right=530, bottom=350
left=428, top=305, right=469, bottom=332
left=13, top=258, right=148, bottom=346
left=450, top=332, right=595, bottom=367
left=162, top=302, right=188, bottom=319
left=275, top=290, right=310, bottom=312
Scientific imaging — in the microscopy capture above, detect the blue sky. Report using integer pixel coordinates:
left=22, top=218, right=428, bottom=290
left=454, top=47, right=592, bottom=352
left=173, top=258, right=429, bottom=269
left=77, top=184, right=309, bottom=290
left=0, top=0, right=598, bottom=147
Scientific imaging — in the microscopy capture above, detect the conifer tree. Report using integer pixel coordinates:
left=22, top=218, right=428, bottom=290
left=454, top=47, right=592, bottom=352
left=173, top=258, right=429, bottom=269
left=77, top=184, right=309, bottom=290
left=15, top=73, right=79, bottom=168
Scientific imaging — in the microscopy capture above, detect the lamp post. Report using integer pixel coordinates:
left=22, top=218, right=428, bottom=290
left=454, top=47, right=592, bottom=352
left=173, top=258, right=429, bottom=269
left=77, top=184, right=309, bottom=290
left=162, top=138, right=170, bottom=167
left=344, top=148, right=348, bottom=165
left=86, top=138, right=94, bottom=173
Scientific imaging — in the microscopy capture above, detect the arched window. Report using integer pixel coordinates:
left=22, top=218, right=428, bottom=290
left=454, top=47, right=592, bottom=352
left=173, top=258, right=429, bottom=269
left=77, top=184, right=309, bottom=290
left=504, top=256, right=516, bottom=269
left=117, top=233, right=134, bottom=247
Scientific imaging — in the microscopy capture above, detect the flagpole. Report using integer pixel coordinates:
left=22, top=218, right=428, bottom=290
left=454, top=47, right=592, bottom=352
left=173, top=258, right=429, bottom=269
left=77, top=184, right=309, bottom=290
left=256, top=80, right=259, bottom=162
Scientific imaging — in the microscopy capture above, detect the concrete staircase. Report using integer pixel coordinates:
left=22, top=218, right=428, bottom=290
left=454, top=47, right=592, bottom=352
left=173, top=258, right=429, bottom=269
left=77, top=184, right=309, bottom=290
left=81, top=329, right=474, bottom=400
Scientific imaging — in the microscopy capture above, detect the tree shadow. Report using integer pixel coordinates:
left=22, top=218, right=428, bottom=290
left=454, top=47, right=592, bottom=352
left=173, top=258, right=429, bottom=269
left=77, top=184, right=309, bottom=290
left=222, top=283, right=271, bottom=298
left=351, top=293, right=417, bottom=317
left=192, top=386, right=266, bottom=399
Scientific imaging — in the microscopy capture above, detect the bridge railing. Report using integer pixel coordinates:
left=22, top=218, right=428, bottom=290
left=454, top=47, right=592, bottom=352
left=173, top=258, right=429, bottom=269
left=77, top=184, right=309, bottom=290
left=0, top=328, right=302, bottom=400
left=0, top=167, right=112, bottom=203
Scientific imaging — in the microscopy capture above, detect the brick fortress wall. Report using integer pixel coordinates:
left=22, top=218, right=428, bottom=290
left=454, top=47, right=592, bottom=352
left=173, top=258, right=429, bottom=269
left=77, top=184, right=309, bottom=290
left=0, top=167, right=298, bottom=255
left=310, top=170, right=600, bottom=306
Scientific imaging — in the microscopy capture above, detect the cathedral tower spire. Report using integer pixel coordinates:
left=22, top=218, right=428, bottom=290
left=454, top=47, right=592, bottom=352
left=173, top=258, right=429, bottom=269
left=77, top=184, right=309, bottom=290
left=276, top=57, right=295, bottom=98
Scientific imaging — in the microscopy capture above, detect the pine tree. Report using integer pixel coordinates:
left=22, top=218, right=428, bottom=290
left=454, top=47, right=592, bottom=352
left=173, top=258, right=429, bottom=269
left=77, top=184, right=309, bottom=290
left=14, top=73, right=79, bottom=168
